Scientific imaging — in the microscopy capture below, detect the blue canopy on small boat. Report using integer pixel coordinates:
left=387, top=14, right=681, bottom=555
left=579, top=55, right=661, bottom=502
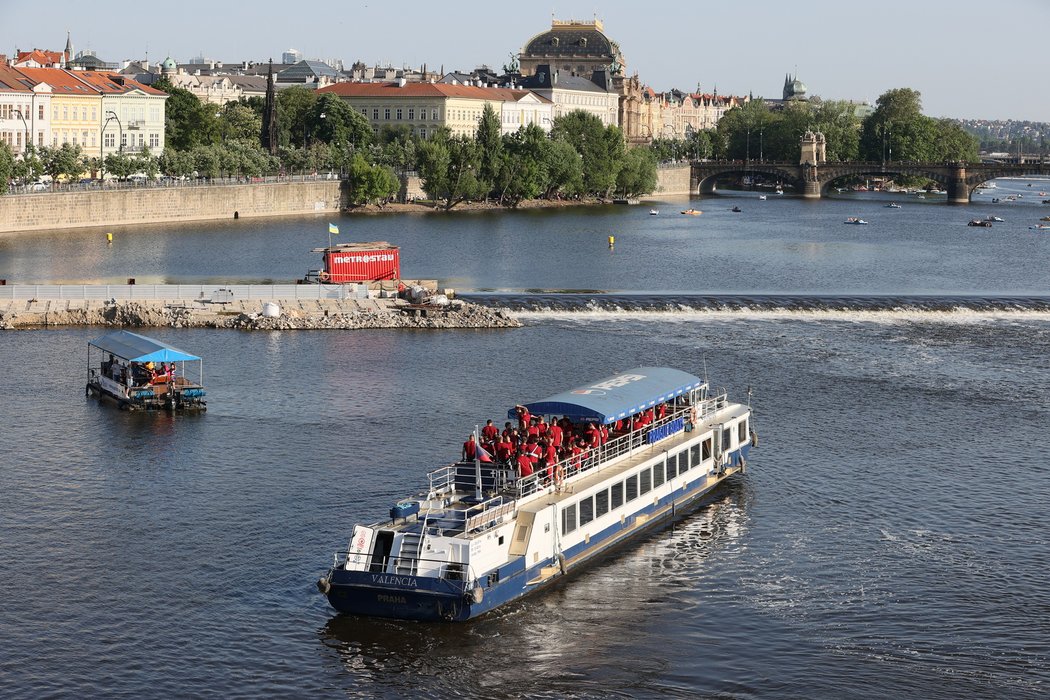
left=88, top=330, right=201, bottom=363
left=509, top=367, right=705, bottom=425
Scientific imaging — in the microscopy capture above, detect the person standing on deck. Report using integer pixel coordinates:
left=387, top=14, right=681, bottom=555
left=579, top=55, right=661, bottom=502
left=462, top=435, right=478, bottom=461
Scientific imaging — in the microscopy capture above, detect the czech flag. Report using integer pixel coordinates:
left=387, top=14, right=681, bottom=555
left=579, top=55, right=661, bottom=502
left=328, top=223, right=339, bottom=235
left=476, top=443, right=493, bottom=463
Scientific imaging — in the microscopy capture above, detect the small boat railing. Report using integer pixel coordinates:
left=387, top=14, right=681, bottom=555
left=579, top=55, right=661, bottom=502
left=334, top=551, right=480, bottom=590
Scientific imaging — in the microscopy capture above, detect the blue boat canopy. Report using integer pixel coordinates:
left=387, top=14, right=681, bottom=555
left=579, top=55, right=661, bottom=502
left=509, top=367, right=705, bottom=425
left=88, top=330, right=201, bottom=363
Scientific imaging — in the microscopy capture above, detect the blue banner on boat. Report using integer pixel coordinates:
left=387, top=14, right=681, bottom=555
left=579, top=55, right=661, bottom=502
left=646, top=417, right=685, bottom=444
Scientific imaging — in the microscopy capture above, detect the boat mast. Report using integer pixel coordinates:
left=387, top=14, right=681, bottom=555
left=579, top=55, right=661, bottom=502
left=473, top=424, right=483, bottom=500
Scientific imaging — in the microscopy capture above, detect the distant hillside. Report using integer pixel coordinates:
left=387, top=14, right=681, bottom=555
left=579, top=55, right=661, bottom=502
left=953, top=119, right=1048, bottom=154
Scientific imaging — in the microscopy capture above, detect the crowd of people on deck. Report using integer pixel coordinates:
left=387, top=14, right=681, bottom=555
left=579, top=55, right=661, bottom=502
left=461, top=401, right=678, bottom=483
left=101, top=355, right=177, bottom=387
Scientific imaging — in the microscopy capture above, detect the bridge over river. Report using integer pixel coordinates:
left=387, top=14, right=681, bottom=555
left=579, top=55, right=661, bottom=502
left=691, top=160, right=1050, bottom=203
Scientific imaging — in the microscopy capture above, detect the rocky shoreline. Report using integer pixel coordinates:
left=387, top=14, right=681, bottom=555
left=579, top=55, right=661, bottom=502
left=0, top=297, right=521, bottom=331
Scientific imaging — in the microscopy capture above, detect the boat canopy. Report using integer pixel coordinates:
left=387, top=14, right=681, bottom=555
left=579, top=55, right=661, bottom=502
left=88, top=330, right=201, bottom=363
left=509, top=367, right=705, bottom=425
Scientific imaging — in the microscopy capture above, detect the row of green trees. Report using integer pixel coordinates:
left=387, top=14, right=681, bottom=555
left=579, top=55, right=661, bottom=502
left=709, top=88, right=979, bottom=164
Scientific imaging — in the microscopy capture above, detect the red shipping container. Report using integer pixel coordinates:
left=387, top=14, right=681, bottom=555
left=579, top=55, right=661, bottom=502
left=319, top=242, right=400, bottom=283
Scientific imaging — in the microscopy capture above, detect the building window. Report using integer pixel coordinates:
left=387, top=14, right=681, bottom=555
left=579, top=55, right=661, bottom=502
left=407, top=108, right=414, bottom=120
left=611, top=481, right=623, bottom=510
left=431, top=108, right=438, bottom=120
left=39, top=105, right=45, bottom=120
left=384, top=108, right=391, bottom=120
left=104, top=132, right=115, bottom=148
left=360, top=107, right=367, bottom=116
left=419, top=127, right=427, bottom=139
left=121, top=134, right=127, bottom=148
left=372, top=108, right=379, bottom=120
left=62, top=106, right=68, bottom=120
left=396, top=108, right=402, bottom=120
left=149, top=133, right=159, bottom=148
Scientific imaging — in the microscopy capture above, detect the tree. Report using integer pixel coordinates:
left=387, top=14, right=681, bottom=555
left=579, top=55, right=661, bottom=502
left=103, top=151, right=135, bottom=180
left=543, top=138, right=584, bottom=198
left=345, top=153, right=399, bottom=206
left=475, top=103, right=503, bottom=196
left=158, top=148, right=195, bottom=178
left=417, top=131, right=484, bottom=210
left=39, top=143, right=84, bottom=183
left=153, top=76, right=218, bottom=150
left=615, top=147, right=657, bottom=198
left=0, top=144, right=14, bottom=194
left=312, top=92, right=372, bottom=151
left=550, top=111, right=625, bottom=198
left=218, top=102, right=263, bottom=145
left=495, top=123, right=549, bottom=206
left=276, top=86, right=318, bottom=149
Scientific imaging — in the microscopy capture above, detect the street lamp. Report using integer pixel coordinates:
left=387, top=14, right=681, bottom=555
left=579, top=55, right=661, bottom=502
left=759, top=128, right=764, bottom=163
left=106, top=110, right=123, bottom=153
left=13, top=108, right=29, bottom=155
left=102, top=111, right=121, bottom=180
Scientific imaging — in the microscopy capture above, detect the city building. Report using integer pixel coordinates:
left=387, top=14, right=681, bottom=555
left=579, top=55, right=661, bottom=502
left=0, top=62, right=49, bottom=155
left=276, top=59, right=341, bottom=88
left=518, top=18, right=645, bottom=140
left=282, top=48, right=303, bottom=65
left=660, top=89, right=748, bottom=137
left=517, top=64, right=618, bottom=127
left=318, top=81, right=554, bottom=138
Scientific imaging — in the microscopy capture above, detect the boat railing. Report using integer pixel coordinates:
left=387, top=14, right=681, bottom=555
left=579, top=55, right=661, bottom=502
left=335, top=550, right=479, bottom=589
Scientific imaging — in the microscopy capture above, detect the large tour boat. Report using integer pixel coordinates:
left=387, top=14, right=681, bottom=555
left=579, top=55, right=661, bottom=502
left=86, top=330, right=206, bottom=412
left=318, top=367, right=755, bottom=621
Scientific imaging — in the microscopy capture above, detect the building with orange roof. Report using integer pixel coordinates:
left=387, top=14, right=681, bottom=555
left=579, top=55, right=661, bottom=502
left=13, top=67, right=166, bottom=160
left=659, top=89, right=749, bottom=138
left=318, top=81, right=553, bottom=139
left=13, top=49, right=66, bottom=69
left=0, top=63, right=50, bottom=155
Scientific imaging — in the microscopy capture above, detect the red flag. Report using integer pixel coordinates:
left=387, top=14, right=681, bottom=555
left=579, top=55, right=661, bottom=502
left=476, top=443, right=493, bottom=463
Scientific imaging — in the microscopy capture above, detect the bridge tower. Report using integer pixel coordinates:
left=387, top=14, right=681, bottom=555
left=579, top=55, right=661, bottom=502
left=946, top=163, right=970, bottom=204
left=799, top=131, right=826, bottom=198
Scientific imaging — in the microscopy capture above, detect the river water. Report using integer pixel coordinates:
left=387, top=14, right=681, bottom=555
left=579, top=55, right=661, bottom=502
left=2, top=182, right=1050, bottom=698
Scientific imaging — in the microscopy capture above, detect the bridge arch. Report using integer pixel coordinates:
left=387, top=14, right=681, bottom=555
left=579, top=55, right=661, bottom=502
left=691, top=164, right=804, bottom=196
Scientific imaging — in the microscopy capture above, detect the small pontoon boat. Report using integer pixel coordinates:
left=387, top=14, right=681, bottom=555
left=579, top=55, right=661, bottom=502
left=86, top=330, right=206, bottom=412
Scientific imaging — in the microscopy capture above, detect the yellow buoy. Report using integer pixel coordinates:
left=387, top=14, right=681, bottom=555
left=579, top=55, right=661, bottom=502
left=608, top=235, right=615, bottom=248
left=106, top=233, right=113, bottom=244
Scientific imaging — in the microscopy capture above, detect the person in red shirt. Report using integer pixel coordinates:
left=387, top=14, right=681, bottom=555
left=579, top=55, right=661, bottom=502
left=657, top=403, right=667, bottom=420
left=600, top=424, right=609, bottom=445
left=544, top=442, right=558, bottom=479
left=548, top=422, right=563, bottom=449
left=516, top=450, right=534, bottom=478
left=527, top=417, right=541, bottom=438
left=495, top=435, right=514, bottom=462
left=482, top=419, right=499, bottom=442
left=515, top=405, right=531, bottom=432
left=502, top=421, right=515, bottom=440
left=462, top=435, right=477, bottom=461
left=585, top=423, right=600, bottom=448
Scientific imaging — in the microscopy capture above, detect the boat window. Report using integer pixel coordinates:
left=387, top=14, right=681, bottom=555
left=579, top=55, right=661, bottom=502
left=579, top=496, right=594, bottom=526
left=702, top=438, right=712, bottom=461
left=639, top=469, right=652, bottom=495
left=625, top=475, right=638, bottom=502
left=653, top=462, right=665, bottom=487
left=679, top=449, right=690, bottom=473
left=562, top=504, right=577, bottom=535
left=611, top=481, right=624, bottom=509
left=722, top=428, right=732, bottom=451
left=595, top=489, right=609, bottom=518
left=666, top=452, right=677, bottom=477
left=738, top=419, right=748, bottom=443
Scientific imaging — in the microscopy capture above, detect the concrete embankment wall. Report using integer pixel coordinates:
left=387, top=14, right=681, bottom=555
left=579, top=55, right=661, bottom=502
left=0, top=181, right=346, bottom=233
left=654, top=164, right=692, bottom=196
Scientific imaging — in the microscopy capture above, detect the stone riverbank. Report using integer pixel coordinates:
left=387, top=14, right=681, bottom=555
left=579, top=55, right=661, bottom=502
left=0, top=297, right=520, bottom=331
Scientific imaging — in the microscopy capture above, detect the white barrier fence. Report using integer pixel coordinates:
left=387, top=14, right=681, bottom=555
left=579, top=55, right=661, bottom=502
left=0, top=284, right=371, bottom=301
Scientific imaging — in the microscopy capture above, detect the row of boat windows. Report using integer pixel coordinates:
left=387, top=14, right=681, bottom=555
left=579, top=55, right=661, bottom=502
left=560, top=419, right=747, bottom=536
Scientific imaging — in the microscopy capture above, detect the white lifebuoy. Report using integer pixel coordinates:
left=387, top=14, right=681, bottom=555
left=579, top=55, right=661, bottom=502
left=319, top=270, right=330, bottom=282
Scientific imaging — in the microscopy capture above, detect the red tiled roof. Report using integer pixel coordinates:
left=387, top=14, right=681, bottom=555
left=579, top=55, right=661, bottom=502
left=14, top=66, right=96, bottom=94
left=15, top=49, right=64, bottom=66
left=0, top=64, right=34, bottom=92
left=319, top=81, right=545, bottom=102
left=73, top=71, right=166, bottom=96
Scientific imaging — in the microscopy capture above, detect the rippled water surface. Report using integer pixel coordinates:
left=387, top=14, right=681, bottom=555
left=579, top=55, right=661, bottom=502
left=3, top=182, right=1050, bottom=698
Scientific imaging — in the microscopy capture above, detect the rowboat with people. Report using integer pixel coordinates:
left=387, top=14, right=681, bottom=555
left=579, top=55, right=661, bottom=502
left=317, top=367, right=755, bottom=621
left=86, top=330, right=206, bottom=411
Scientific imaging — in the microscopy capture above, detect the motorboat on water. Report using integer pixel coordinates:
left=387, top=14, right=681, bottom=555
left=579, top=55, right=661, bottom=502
left=317, top=367, right=755, bottom=622
left=1040, top=216, right=1050, bottom=221
left=885, top=203, right=902, bottom=208
left=681, top=209, right=702, bottom=215
left=758, top=195, right=767, bottom=200
left=649, top=209, right=659, bottom=215
left=968, top=219, right=993, bottom=227
left=984, top=216, right=1004, bottom=223
left=86, top=330, right=206, bottom=411
left=844, top=217, right=868, bottom=225
left=731, top=206, right=742, bottom=212
left=1030, top=224, right=1050, bottom=231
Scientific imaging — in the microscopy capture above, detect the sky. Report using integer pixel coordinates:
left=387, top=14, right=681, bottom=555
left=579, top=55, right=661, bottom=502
left=3, top=0, right=1048, bottom=122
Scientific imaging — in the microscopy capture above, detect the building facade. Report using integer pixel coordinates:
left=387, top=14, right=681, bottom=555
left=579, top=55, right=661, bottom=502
left=0, top=63, right=50, bottom=155
left=318, top=82, right=554, bottom=139
left=518, top=65, right=618, bottom=127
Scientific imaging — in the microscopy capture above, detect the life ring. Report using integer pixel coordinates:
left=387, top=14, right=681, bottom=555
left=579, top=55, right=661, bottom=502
left=318, top=270, right=330, bottom=282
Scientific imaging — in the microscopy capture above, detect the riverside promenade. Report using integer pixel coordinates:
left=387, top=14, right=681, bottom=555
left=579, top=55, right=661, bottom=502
left=0, top=284, right=519, bottom=330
